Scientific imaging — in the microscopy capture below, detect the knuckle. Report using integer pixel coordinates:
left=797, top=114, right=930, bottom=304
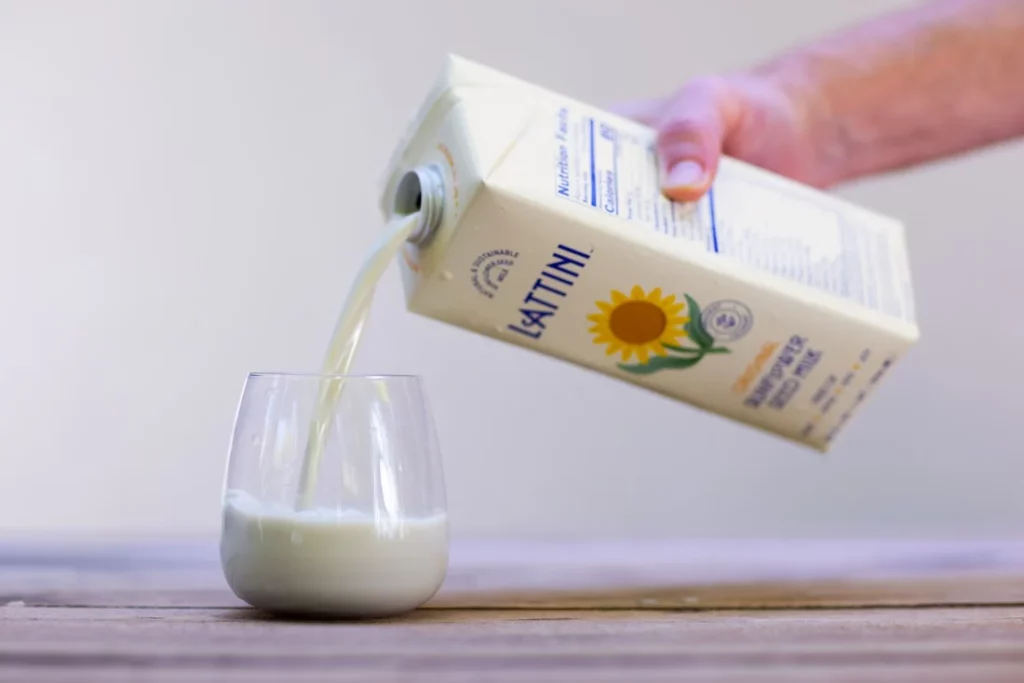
left=656, top=75, right=734, bottom=147
left=658, top=115, right=706, bottom=141
left=657, top=116, right=719, bottom=156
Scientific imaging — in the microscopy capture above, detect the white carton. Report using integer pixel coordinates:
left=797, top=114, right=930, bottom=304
left=379, top=55, right=919, bottom=451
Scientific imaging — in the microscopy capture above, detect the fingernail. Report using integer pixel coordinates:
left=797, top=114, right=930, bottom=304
left=666, top=160, right=706, bottom=189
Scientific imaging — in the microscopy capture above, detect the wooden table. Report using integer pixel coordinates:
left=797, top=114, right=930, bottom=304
left=2, top=539, right=1024, bottom=681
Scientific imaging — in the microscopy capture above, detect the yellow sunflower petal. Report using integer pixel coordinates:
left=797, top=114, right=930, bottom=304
left=591, top=288, right=703, bottom=361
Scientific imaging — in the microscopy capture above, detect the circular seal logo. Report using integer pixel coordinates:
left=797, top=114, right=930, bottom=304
left=701, top=300, right=753, bottom=342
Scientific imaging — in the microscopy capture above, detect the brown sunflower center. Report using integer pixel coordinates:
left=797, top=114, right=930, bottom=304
left=609, top=300, right=667, bottom=345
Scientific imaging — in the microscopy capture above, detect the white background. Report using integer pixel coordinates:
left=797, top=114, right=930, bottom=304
left=2, top=0, right=1021, bottom=538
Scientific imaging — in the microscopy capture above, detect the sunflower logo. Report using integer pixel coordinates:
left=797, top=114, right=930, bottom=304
left=588, top=286, right=731, bottom=374
left=588, top=286, right=689, bottom=363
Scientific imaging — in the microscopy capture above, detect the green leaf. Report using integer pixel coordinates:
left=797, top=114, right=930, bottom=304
left=684, top=294, right=716, bottom=350
left=661, top=343, right=703, bottom=354
left=618, top=353, right=704, bottom=375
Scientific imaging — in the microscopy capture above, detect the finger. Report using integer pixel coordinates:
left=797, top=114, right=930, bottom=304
left=607, top=96, right=667, bottom=127
left=656, top=78, right=738, bottom=203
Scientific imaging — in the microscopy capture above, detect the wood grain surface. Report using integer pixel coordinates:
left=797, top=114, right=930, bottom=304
left=1, top=539, right=1023, bottom=682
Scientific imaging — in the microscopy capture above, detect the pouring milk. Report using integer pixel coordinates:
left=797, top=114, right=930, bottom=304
left=223, top=54, right=919, bottom=617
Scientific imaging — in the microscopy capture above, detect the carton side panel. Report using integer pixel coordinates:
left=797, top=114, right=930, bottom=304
left=410, top=186, right=915, bottom=451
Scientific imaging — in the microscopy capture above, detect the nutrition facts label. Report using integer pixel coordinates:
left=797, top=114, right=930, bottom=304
left=553, top=105, right=915, bottom=323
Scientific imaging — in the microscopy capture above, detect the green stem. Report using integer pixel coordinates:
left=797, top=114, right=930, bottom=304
left=662, top=344, right=702, bottom=354
left=663, top=344, right=730, bottom=355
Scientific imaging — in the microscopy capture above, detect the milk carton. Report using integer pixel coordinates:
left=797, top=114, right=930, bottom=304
left=379, top=55, right=919, bottom=451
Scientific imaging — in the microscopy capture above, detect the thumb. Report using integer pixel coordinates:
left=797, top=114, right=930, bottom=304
left=656, top=78, right=735, bottom=203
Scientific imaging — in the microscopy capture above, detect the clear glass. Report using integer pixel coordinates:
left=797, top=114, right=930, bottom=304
left=220, top=373, right=448, bottom=618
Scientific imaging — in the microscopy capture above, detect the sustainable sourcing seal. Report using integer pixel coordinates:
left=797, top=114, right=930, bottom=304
left=470, top=248, right=519, bottom=299
left=702, top=299, right=754, bottom=343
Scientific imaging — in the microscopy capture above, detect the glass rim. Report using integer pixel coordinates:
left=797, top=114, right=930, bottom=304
left=247, top=372, right=421, bottom=381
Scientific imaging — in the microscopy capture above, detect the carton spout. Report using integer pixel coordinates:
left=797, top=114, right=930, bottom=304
left=393, top=165, right=445, bottom=246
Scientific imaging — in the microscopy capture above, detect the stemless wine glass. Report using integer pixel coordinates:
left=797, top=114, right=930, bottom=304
left=220, top=373, right=448, bottom=619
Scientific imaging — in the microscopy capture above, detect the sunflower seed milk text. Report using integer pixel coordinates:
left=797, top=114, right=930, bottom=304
left=379, top=55, right=920, bottom=451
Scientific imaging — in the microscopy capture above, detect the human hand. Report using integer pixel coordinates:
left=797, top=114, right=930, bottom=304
left=613, top=73, right=837, bottom=203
